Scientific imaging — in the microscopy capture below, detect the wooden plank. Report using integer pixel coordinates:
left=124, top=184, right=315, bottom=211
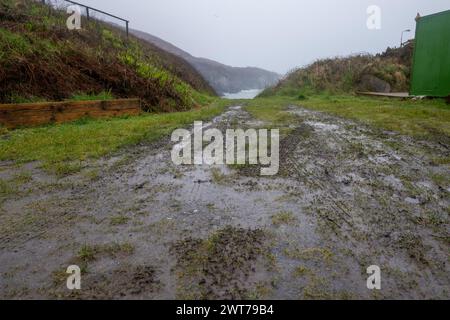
left=356, top=92, right=410, bottom=98
left=0, top=99, right=141, bottom=129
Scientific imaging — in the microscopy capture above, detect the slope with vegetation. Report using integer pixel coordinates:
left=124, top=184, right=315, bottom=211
left=0, top=0, right=216, bottom=111
left=261, top=44, right=414, bottom=97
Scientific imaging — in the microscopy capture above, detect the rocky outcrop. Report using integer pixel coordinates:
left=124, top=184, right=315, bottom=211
left=357, top=74, right=392, bottom=93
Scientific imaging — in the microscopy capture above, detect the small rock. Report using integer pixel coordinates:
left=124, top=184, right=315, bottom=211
left=194, top=179, right=211, bottom=184
left=134, top=182, right=147, bottom=190
left=342, top=175, right=353, bottom=185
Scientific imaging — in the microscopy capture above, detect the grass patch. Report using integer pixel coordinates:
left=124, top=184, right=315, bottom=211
left=53, top=162, right=83, bottom=176
left=244, top=97, right=295, bottom=126
left=6, top=94, right=47, bottom=104
left=0, top=173, right=31, bottom=199
left=83, top=168, right=100, bottom=180
left=431, top=173, right=449, bottom=187
left=110, top=215, right=130, bottom=226
left=293, top=265, right=311, bottom=277
left=78, top=245, right=97, bottom=262
left=300, top=95, right=450, bottom=139
left=77, top=242, right=135, bottom=262
left=0, top=125, right=8, bottom=135
left=430, top=157, right=450, bottom=165
left=271, top=211, right=297, bottom=226
left=12, top=171, right=32, bottom=184
left=0, top=99, right=230, bottom=174
left=0, top=179, right=15, bottom=196
left=210, top=167, right=230, bottom=184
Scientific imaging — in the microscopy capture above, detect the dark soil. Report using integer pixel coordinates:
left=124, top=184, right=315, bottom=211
left=171, top=226, right=270, bottom=299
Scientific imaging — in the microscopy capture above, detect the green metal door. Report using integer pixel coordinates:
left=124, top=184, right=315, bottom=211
left=410, top=10, right=450, bottom=97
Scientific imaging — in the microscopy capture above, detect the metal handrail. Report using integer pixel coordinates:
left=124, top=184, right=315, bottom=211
left=41, top=0, right=130, bottom=37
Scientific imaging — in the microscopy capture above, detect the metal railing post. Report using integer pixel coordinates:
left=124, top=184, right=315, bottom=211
left=60, top=0, right=129, bottom=39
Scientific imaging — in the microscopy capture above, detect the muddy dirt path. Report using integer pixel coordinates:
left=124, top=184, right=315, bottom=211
left=0, top=104, right=448, bottom=299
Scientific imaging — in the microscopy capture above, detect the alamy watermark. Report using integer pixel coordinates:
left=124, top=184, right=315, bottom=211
left=66, top=5, right=81, bottom=30
left=66, top=265, right=81, bottom=290
left=367, top=5, right=381, bottom=30
left=367, top=265, right=381, bottom=290
left=171, top=121, right=279, bottom=176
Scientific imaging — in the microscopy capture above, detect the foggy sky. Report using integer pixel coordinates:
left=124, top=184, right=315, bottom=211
left=79, top=0, right=449, bottom=74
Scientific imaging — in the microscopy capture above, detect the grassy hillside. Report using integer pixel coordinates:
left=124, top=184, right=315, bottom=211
left=261, top=44, right=414, bottom=98
left=0, top=0, right=216, bottom=111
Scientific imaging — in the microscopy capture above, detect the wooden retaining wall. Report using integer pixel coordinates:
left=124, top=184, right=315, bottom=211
left=0, top=98, right=141, bottom=129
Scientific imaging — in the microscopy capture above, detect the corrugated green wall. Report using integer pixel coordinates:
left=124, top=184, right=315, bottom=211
left=410, top=10, right=450, bottom=97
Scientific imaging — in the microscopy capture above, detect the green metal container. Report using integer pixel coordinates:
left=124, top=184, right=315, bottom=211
left=410, top=10, right=450, bottom=97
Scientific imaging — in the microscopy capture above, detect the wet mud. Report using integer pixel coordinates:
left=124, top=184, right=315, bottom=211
left=0, top=104, right=448, bottom=299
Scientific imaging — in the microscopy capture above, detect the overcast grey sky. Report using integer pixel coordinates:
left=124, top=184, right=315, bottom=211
left=80, top=0, right=449, bottom=74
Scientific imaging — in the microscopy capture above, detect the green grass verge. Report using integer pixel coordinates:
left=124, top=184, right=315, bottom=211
left=246, top=95, right=450, bottom=140
left=301, top=95, right=450, bottom=139
left=244, top=97, right=296, bottom=125
left=0, top=99, right=230, bottom=175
